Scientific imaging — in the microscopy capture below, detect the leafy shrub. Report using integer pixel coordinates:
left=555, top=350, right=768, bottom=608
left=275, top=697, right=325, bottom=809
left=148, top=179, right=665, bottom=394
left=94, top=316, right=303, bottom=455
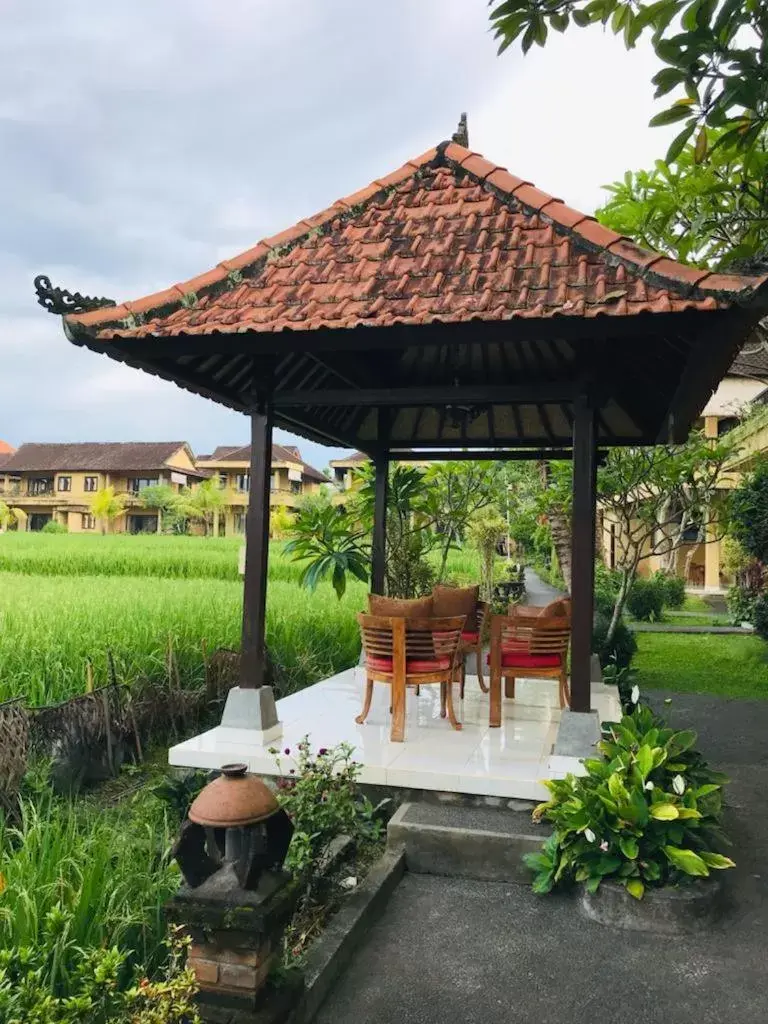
left=593, top=563, right=621, bottom=617
left=653, top=570, right=686, bottom=609
left=592, top=612, right=637, bottom=669
left=0, top=924, right=199, bottom=1024
left=41, top=520, right=67, bottom=534
left=730, top=456, right=768, bottom=564
left=272, top=739, right=382, bottom=878
left=524, top=704, right=734, bottom=900
left=727, top=583, right=760, bottom=626
left=626, top=576, right=665, bottom=621
left=751, top=592, right=768, bottom=639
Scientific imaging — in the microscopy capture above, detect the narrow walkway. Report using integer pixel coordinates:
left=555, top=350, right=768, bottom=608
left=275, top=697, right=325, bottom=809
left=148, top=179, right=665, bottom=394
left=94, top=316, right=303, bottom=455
left=631, top=623, right=752, bottom=635
left=316, top=692, right=768, bottom=1024
left=522, top=567, right=566, bottom=607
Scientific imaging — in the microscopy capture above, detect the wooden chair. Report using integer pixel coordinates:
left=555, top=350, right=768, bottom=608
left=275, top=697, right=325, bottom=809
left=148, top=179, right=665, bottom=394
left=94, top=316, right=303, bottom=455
left=488, top=610, right=571, bottom=727
left=458, top=599, right=490, bottom=697
left=356, top=614, right=465, bottom=742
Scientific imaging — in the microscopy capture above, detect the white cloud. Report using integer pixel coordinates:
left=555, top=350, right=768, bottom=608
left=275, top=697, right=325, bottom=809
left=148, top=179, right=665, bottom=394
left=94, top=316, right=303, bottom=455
left=0, top=0, right=679, bottom=467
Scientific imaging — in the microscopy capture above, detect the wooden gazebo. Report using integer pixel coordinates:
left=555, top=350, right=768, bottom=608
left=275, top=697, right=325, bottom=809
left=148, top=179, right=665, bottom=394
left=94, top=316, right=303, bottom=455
left=38, top=129, right=768, bottom=736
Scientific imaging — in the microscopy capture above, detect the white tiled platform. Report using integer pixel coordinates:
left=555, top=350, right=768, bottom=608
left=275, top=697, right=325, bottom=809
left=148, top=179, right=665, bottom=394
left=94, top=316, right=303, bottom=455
left=169, top=669, right=620, bottom=801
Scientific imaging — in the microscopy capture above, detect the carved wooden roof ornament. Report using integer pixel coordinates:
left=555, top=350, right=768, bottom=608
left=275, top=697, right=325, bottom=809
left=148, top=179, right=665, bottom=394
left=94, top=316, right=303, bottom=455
left=33, top=274, right=115, bottom=316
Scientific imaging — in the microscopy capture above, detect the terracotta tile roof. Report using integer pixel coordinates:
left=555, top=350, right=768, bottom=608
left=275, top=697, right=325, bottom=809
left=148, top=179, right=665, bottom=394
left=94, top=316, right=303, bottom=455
left=67, top=142, right=768, bottom=342
left=2, top=441, right=205, bottom=475
left=200, top=443, right=328, bottom=482
left=729, top=338, right=768, bottom=380
left=0, top=440, right=14, bottom=455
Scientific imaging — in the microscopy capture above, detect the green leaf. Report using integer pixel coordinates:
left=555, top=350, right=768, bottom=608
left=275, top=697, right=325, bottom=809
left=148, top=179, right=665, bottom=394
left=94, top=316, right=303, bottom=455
left=619, top=836, right=639, bottom=860
left=665, top=121, right=696, bottom=163
left=699, top=852, right=736, bottom=870
left=572, top=8, right=591, bottom=25
left=584, top=875, right=602, bottom=894
left=642, top=859, right=662, bottom=881
left=666, top=730, right=697, bottom=757
left=650, top=803, right=679, bottom=820
left=694, top=126, right=708, bottom=163
left=635, top=745, right=653, bottom=780
left=677, top=807, right=702, bottom=820
left=625, top=878, right=645, bottom=899
left=650, top=105, right=693, bottom=128
left=663, top=846, right=709, bottom=876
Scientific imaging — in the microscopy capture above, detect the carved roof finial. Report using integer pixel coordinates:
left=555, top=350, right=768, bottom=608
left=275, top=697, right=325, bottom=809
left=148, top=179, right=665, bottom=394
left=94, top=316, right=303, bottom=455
left=452, top=113, right=469, bottom=148
left=33, top=274, right=116, bottom=316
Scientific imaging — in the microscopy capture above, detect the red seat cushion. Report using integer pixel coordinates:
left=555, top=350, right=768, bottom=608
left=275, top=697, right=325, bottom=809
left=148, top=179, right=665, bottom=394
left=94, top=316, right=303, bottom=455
left=486, top=652, right=562, bottom=669
left=366, top=655, right=451, bottom=674
left=461, top=631, right=479, bottom=644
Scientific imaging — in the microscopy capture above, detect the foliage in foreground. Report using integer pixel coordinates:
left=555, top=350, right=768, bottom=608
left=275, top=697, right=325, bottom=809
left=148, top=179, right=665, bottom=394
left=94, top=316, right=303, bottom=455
left=525, top=704, right=734, bottom=900
left=271, top=739, right=384, bottom=970
left=272, top=738, right=382, bottom=878
left=0, top=926, right=199, bottom=1024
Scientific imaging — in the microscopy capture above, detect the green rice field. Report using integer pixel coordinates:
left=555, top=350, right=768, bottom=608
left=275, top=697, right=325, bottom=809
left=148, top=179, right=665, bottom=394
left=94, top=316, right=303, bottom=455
left=0, top=534, right=486, bottom=707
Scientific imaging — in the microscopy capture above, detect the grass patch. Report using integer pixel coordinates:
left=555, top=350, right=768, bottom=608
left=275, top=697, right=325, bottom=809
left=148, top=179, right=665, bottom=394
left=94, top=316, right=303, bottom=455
left=682, top=594, right=715, bottom=613
left=634, top=632, right=768, bottom=700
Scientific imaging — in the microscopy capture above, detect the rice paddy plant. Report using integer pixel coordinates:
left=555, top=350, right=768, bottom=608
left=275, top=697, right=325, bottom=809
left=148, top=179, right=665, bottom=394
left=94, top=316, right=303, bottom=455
left=0, top=794, right=179, bottom=988
left=0, top=572, right=364, bottom=706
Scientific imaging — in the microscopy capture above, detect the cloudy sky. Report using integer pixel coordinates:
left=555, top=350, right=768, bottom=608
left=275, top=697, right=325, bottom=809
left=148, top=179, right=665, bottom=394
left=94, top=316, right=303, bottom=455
left=1, top=0, right=676, bottom=471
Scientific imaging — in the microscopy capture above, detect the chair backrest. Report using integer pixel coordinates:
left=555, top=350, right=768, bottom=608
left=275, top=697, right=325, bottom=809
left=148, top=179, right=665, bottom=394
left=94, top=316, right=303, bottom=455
left=476, top=600, right=490, bottom=637
left=357, top=614, right=465, bottom=669
left=491, top=612, right=571, bottom=656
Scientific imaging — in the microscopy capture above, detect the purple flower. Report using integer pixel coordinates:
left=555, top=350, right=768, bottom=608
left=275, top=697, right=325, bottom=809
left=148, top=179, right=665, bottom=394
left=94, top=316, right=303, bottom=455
left=284, top=747, right=291, bottom=756
left=319, top=748, right=328, bottom=756
left=289, top=768, right=295, bottom=775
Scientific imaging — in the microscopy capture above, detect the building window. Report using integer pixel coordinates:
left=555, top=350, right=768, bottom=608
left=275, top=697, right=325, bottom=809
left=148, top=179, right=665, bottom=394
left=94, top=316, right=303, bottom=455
left=236, top=473, right=250, bottom=493
left=290, top=480, right=302, bottom=494
left=57, top=476, right=72, bottom=492
left=84, top=476, right=98, bottom=492
left=127, top=477, right=159, bottom=494
left=81, top=513, right=96, bottom=530
left=234, top=513, right=246, bottom=534
left=218, top=472, right=228, bottom=488
left=28, top=477, right=54, bottom=496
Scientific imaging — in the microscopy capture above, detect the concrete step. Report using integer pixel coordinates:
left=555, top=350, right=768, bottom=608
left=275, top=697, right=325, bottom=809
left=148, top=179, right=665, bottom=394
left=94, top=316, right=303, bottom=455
left=386, top=800, right=551, bottom=883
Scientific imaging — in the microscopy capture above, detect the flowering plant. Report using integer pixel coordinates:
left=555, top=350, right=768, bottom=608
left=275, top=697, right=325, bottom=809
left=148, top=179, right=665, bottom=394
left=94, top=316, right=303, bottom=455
left=271, top=738, right=381, bottom=877
left=524, top=704, right=735, bottom=899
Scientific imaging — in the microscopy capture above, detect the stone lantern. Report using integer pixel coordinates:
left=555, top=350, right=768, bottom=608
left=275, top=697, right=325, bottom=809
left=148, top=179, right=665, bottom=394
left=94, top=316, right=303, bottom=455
left=166, top=763, right=298, bottom=1018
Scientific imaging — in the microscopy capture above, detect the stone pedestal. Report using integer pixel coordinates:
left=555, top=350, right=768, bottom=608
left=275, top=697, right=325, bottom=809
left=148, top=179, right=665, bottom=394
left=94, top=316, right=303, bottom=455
left=166, top=864, right=300, bottom=1019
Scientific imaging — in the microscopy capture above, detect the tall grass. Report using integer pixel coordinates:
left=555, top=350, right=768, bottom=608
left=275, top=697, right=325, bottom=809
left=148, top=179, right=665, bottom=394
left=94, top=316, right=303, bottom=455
left=0, top=572, right=364, bottom=706
left=0, top=795, right=179, bottom=985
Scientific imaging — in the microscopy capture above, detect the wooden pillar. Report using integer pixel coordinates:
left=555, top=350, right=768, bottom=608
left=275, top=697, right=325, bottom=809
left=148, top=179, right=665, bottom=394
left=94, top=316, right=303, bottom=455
left=570, top=393, right=597, bottom=714
left=240, top=405, right=273, bottom=688
left=371, top=451, right=389, bottom=595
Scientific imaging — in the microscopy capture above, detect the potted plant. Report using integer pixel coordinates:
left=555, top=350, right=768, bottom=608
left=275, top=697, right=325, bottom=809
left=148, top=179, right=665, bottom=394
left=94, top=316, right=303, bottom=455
left=524, top=701, right=734, bottom=933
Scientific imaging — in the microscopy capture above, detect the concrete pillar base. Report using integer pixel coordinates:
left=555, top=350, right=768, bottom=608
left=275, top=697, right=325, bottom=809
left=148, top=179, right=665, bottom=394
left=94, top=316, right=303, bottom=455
left=554, top=709, right=601, bottom=759
left=220, top=686, right=283, bottom=743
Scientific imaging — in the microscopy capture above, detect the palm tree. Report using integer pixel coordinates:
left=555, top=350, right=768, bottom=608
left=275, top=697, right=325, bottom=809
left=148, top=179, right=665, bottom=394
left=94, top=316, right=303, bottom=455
left=186, top=478, right=228, bottom=537
left=0, top=499, right=14, bottom=532
left=90, top=486, right=127, bottom=535
left=139, top=483, right=181, bottom=534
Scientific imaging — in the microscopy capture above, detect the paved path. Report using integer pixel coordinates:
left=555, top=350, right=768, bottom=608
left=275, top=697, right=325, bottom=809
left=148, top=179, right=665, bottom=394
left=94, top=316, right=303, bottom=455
left=522, top=567, right=566, bottom=607
left=317, top=690, right=768, bottom=1024
left=632, top=623, right=753, bottom=634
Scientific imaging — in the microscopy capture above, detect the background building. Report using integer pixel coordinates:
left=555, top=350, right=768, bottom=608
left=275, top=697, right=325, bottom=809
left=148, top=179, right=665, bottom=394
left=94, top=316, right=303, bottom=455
left=0, top=442, right=206, bottom=533
left=197, top=443, right=328, bottom=536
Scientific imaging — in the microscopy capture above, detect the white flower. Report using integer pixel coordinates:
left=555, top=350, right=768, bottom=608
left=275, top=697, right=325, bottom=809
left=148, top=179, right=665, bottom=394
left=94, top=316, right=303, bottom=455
left=644, top=781, right=654, bottom=791
left=339, top=876, right=358, bottom=891
left=600, top=841, right=609, bottom=852
left=631, top=685, right=640, bottom=705
left=672, top=774, right=686, bottom=796
left=584, top=828, right=596, bottom=843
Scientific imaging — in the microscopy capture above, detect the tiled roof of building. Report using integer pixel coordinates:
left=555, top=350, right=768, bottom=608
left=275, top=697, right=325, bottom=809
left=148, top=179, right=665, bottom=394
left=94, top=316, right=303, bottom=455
left=200, top=443, right=328, bottom=482
left=729, top=338, right=768, bottom=380
left=0, top=440, right=14, bottom=455
left=2, top=441, right=205, bottom=474
left=67, top=141, right=768, bottom=341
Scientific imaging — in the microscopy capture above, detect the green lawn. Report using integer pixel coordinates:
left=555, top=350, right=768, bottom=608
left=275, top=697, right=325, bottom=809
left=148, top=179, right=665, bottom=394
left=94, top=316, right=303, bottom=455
left=634, top=632, right=768, bottom=700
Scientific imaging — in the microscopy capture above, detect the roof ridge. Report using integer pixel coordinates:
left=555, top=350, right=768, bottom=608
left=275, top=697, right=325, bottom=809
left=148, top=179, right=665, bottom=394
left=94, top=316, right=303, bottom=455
left=64, top=139, right=768, bottom=339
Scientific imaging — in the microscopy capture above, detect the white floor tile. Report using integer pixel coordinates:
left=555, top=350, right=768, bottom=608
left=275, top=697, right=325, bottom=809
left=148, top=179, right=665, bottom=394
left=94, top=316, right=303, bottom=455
left=169, top=667, right=618, bottom=801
